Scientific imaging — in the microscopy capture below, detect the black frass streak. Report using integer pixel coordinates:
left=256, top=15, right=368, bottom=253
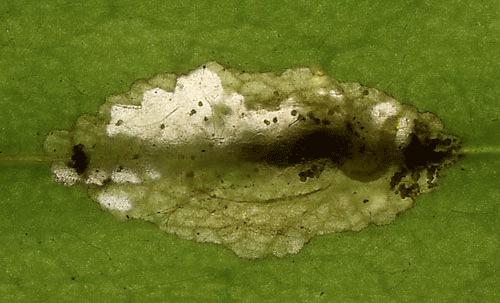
left=232, top=116, right=461, bottom=185
left=402, top=134, right=447, bottom=170
left=231, top=122, right=399, bottom=182
left=233, top=127, right=354, bottom=167
left=69, top=144, right=89, bottom=175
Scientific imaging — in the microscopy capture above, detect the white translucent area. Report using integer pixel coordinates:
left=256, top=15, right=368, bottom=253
left=395, top=116, right=414, bottom=147
left=329, top=89, right=344, bottom=100
left=51, top=163, right=81, bottom=186
left=83, top=167, right=160, bottom=186
left=111, top=168, right=142, bottom=184
left=106, top=67, right=298, bottom=145
left=370, top=101, right=399, bottom=125
left=144, top=168, right=161, bottom=180
left=85, top=168, right=110, bottom=186
left=220, top=97, right=298, bottom=139
left=97, top=189, right=132, bottom=211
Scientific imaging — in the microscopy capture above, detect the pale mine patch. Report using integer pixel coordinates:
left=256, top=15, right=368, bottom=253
left=97, top=190, right=132, bottom=211
left=44, top=63, right=462, bottom=259
left=107, top=68, right=298, bottom=145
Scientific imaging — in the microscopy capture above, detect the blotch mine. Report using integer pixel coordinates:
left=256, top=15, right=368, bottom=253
left=44, top=62, right=462, bottom=259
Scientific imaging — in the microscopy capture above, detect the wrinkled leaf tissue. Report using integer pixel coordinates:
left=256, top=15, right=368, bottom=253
left=44, top=62, right=462, bottom=258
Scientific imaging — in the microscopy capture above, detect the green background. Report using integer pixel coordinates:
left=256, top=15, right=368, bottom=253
left=1, top=0, right=498, bottom=301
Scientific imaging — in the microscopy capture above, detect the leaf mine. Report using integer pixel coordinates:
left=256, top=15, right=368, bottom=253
left=44, top=62, right=462, bottom=259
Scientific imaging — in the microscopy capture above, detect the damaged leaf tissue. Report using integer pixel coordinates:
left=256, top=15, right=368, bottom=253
left=44, top=62, right=462, bottom=259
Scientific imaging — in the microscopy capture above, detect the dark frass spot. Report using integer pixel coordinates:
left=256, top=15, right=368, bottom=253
left=298, top=164, right=325, bottom=182
left=69, top=144, right=88, bottom=175
left=403, top=134, right=449, bottom=170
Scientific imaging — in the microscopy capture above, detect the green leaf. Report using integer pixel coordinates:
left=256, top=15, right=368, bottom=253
left=1, top=0, right=498, bottom=301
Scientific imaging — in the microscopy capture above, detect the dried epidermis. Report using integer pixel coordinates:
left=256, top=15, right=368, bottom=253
left=45, top=62, right=463, bottom=259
